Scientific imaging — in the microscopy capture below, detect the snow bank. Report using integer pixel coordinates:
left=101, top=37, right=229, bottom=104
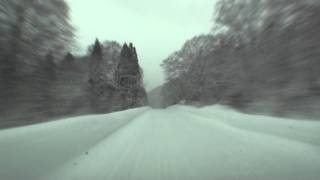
left=0, top=105, right=319, bottom=180
left=0, top=107, right=149, bottom=180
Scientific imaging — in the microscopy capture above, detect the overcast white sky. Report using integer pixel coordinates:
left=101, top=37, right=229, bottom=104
left=67, top=0, right=215, bottom=90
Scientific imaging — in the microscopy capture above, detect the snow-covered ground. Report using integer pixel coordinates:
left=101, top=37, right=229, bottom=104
left=0, top=105, right=320, bottom=180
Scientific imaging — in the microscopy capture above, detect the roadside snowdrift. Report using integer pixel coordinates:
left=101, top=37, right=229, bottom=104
left=0, top=105, right=319, bottom=180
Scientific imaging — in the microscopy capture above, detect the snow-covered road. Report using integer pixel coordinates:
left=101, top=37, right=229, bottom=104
left=0, top=106, right=320, bottom=180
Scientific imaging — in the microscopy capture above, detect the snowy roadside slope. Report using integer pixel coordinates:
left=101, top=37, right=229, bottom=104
left=0, top=107, right=149, bottom=180
left=1, top=105, right=320, bottom=180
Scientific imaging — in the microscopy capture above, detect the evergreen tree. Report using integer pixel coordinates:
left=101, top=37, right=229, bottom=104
left=87, top=39, right=116, bottom=112
left=115, top=43, right=147, bottom=109
left=61, top=52, right=75, bottom=67
left=33, top=52, right=58, bottom=117
left=44, top=52, right=57, bottom=80
left=89, top=39, right=104, bottom=80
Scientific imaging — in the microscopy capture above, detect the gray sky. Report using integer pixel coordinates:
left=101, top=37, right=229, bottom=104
left=67, top=0, right=215, bottom=90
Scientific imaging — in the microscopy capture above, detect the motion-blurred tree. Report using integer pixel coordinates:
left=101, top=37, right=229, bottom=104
left=0, top=0, right=74, bottom=122
left=162, top=0, right=320, bottom=116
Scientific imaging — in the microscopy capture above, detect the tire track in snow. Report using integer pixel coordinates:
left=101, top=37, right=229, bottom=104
left=0, top=107, right=149, bottom=180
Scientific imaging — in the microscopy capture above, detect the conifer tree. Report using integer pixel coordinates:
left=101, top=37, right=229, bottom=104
left=87, top=39, right=116, bottom=112
left=115, top=43, right=147, bottom=109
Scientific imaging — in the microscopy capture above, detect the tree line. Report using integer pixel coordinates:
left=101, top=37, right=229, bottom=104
left=0, top=0, right=147, bottom=128
left=162, top=0, right=320, bottom=118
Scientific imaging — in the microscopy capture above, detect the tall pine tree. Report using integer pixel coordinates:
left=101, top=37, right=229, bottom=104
left=88, top=39, right=116, bottom=112
left=115, top=43, right=147, bottom=109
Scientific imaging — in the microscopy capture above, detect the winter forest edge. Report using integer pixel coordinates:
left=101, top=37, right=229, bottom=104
left=2, top=0, right=320, bottom=128
left=0, top=0, right=147, bottom=128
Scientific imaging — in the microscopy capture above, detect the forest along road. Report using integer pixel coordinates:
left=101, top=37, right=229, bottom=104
left=0, top=106, right=320, bottom=180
